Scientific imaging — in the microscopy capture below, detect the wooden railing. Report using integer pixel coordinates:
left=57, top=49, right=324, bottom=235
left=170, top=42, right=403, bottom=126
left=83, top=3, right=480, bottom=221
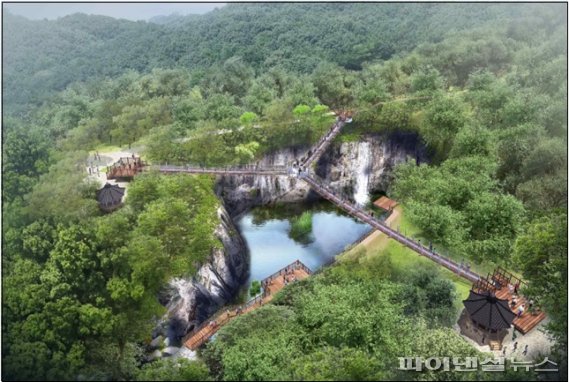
left=261, top=259, right=312, bottom=287
left=106, top=157, right=145, bottom=179
left=183, top=260, right=312, bottom=348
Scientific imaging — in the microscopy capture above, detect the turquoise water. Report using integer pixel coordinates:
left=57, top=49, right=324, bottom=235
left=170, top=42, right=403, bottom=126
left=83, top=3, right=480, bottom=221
left=236, top=203, right=372, bottom=285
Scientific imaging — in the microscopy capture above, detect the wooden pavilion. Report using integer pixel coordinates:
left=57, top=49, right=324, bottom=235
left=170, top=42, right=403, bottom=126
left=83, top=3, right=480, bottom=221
left=472, top=267, right=546, bottom=335
left=96, top=183, right=125, bottom=212
left=458, top=290, right=515, bottom=350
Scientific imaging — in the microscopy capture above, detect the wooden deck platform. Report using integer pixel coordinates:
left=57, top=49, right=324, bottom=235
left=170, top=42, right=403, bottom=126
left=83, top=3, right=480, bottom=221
left=184, top=264, right=311, bottom=350
left=373, top=196, right=398, bottom=211
left=494, top=274, right=546, bottom=335
left=106, top=156, right=144, bottom=179
left=475, top=271, right=546, bottom=335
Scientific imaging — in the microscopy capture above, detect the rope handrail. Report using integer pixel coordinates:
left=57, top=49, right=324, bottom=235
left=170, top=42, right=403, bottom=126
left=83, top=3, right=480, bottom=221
left=300, top=175, right=480, bottom=283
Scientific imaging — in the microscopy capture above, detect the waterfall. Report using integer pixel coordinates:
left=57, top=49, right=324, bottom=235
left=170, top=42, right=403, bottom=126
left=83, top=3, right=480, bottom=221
left=353, top=142, right=371, bottom=206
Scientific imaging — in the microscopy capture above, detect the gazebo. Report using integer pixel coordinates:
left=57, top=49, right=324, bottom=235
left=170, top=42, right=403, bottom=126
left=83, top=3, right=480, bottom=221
left=96, top=183, right=125, bottom=212
left=458, top=290, right=516, bottom=350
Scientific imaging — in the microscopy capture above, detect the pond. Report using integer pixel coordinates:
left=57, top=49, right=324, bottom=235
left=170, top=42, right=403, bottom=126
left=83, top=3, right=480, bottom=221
left=236, top=202, right=374, bottom=287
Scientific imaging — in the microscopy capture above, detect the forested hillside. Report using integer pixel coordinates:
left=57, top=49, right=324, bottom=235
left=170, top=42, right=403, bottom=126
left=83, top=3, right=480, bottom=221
left=2, top=3, right=546, bottom=114
left=2, top=3, right=567, bottom=381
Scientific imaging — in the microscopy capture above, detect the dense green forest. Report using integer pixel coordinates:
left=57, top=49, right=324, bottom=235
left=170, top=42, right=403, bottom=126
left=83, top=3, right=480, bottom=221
left=2, top=3, right=567, bottom=381
left=2, top=3, right=551, bottom=115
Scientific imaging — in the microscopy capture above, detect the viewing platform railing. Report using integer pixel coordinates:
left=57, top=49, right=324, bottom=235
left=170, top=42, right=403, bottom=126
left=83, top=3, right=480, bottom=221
left=182, top=260, right=312, bottom=348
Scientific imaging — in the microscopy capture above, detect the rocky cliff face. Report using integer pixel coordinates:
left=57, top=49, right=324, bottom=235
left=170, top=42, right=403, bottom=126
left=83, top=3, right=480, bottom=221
left=216, top=146, right=314, bottom=217
left=316, top=132, right=426, bottom=204
left=150, top=204, right=248, bottom=356
left=150, top=132, right=424, bottom=359
left=217, top=132, right=425, bottom=214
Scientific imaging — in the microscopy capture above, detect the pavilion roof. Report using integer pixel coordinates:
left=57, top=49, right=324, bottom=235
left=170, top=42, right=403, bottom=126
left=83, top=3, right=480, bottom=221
left=463, top=290, right=516, bottom=330
left=96, top=183, right=125, bottom=210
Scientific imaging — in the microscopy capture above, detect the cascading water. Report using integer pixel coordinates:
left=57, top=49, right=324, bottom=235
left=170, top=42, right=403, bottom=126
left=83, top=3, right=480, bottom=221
left=353, top=142, right=371, bottom=206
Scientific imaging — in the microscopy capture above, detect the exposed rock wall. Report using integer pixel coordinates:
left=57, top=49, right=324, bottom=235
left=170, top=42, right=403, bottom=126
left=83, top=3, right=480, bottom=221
left=215, top=146, right=314, bottom=217
left=152, top=205, right=248, bottom=351
left=316, top=132, right=426, bottom=200
left=151, top=132, right=425, bottom=359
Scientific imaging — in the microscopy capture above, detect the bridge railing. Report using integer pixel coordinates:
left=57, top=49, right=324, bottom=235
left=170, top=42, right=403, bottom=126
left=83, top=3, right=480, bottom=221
left=183, top=260, right=312, bottom=347
left=145, top=163, right=289, bottom=174
left=301, top=175, right=480, bottom=283
left=301, top=121, right=345, bottom=166
left=182, top=305, right=236, bottom=347
left=260, top=259, right=313, bottom=288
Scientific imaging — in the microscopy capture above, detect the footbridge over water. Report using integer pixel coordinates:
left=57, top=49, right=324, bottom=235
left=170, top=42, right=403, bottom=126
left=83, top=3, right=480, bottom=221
left=299, top=174, right=481, bottom=283
left=103, top=108, right=539, bottom=351
left=108, top=113, right=481, bottom=285
left=145, top=164, right=289, bottom=177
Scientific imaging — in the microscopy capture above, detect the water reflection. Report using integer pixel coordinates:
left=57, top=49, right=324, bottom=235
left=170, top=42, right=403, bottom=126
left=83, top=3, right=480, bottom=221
left=236, top=203, right=372, bottom=286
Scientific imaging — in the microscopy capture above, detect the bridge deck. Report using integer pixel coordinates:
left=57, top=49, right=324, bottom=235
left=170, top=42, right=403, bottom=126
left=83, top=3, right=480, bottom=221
left=184, top=266, right=310, bottom=350
left=148, top=165, right=288, bottom=176
left=301, top=120, right=345, bottom=167
left=300, top=174, right=481, bottom=283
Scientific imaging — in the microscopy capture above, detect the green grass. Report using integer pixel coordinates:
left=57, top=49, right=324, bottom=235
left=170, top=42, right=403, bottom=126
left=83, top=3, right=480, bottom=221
left=341, top=205, right=472, bottom=309
left=380, top=238, right=471, bottom=304
left=389, top=206, right=497, bottom=277
left=92, top=144, right=122, bottom=154
left=338, top=132, right=363, bottom=143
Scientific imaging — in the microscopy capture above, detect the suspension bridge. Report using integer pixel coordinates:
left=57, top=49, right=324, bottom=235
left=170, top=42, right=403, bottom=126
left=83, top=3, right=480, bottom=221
left=104, top=108, right=549, bottom=350
left=107, top=111, right=482, bottom=285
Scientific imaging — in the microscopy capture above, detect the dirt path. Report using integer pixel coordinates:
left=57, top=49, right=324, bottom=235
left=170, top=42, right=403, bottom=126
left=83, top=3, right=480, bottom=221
left=359, top=206, right=401, bottom=250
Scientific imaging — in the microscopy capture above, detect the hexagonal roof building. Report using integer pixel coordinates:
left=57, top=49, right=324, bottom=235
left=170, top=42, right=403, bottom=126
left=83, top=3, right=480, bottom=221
left=96, top=183, right=125, bottom=212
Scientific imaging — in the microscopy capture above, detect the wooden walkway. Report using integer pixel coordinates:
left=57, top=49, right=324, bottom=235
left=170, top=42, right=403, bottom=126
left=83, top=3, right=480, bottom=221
left=183, top=260, right=311, bottom=350
left=301, top=119, right=345, bottom=167
left=495, top=287, right=546, bottom=334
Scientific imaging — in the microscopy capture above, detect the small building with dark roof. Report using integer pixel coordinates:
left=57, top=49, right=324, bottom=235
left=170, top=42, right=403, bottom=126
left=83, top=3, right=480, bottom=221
left=96, top=183, right=125, bottom=212
left=458, top=290, right=516, bottom=349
